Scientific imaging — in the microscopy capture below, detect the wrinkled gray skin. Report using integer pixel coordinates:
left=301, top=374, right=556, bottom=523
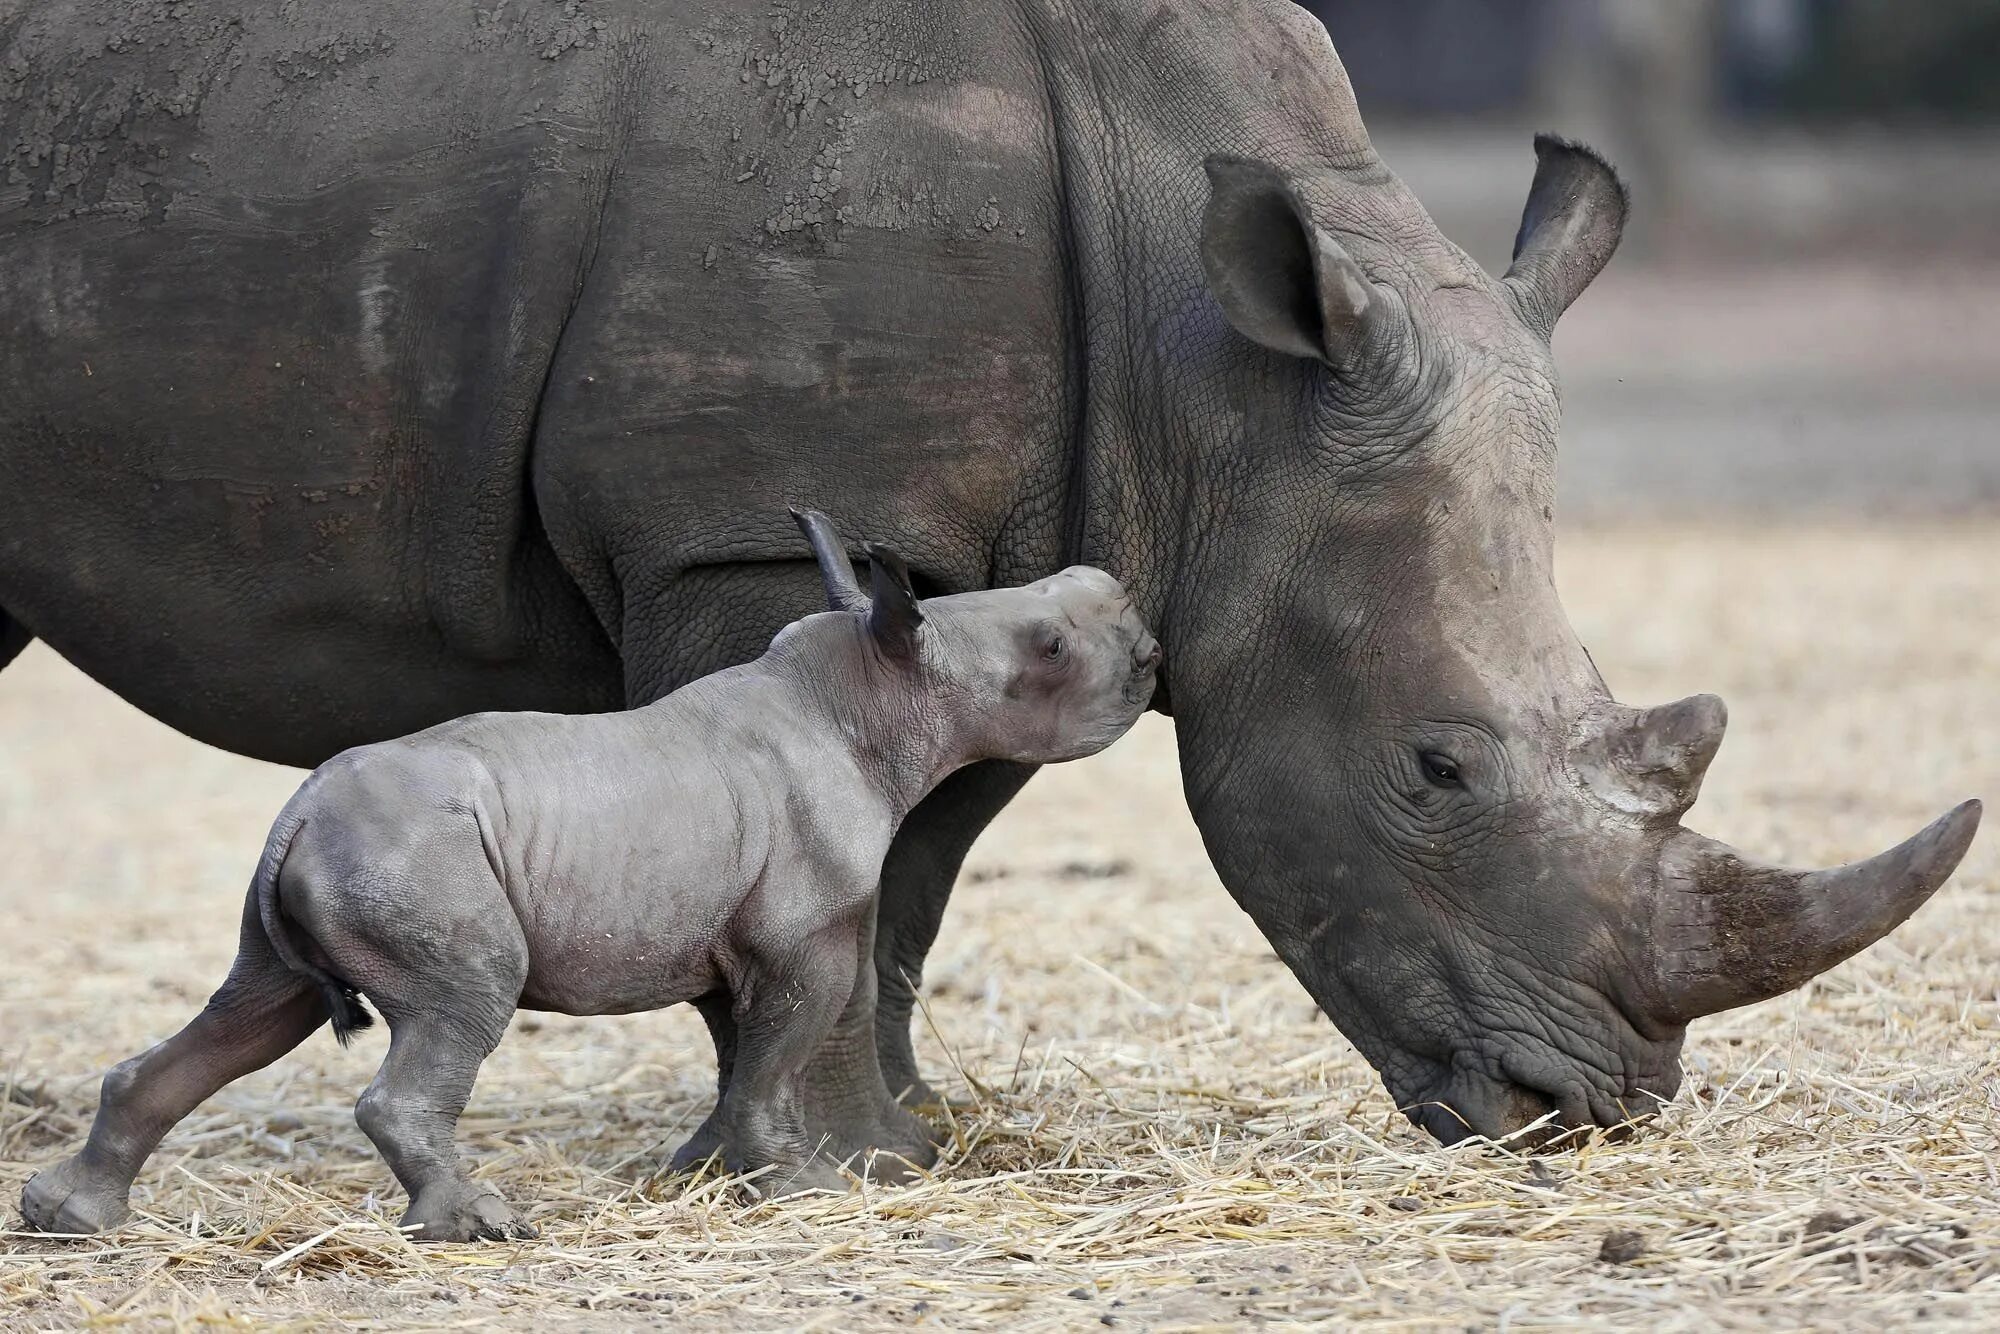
left=0, top=2, right=1980, bottom=1149
left=19, top=512, right=1161, bottom=1240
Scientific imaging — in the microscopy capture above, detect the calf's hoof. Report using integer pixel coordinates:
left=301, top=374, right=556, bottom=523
left=20, top=1159, right=132, bottom=1235
left=401, top=1183, right=536, bottom=1243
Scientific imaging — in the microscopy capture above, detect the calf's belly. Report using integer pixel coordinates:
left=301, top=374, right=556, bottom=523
left=515, top=916, right=735, bottom=1018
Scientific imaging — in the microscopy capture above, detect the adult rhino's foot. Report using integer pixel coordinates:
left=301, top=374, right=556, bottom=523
left=401, top=1181, right=535, bottom=1243
left=666, top=1104, right=726, bottom=1176
left=877, top=1024, right=972, bottom=1113
left=19, top=1156, right=133, bottom=1235
left=743, top=1156, right=849, bottom=1198
left=808, top=1100, right=940, bottom=1184
left=889, top=1069, right=978, bottom=1117
left=666, top=1118, right=860, bottom=1194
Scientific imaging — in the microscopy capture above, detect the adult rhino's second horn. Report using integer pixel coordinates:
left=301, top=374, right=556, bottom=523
left=1650, top=799, right=1983, bottom=1022
left=1577, top=692, right=1728, bottom=820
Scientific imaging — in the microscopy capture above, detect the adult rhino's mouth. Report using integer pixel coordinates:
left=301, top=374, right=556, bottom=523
left=1392, top=1047, right=1680, bottom=1148
left=1402, top=1082, right=1565, bottom=1148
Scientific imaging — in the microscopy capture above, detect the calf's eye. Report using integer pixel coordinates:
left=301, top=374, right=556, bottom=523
left=1043, top=634, right=1065, bottom=662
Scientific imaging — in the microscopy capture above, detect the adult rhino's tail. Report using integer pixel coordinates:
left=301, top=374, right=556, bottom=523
left=253, top=811, right=375, bottom=1046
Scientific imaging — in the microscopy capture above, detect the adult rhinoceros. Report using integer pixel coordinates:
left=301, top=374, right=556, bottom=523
left=0, top=0, right=1978, bottom=1146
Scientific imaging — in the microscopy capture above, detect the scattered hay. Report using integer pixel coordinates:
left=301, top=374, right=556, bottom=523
left=3, top=522, right=1997, bottom=1329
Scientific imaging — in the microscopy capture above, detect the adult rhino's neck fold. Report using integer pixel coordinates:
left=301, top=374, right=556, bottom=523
left=1016, top=0, right=1390, bottom=647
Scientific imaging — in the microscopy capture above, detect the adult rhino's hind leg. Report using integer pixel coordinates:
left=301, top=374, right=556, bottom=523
left=873, top=760, right=1038, bottom=1107
left=19, top=905, right=326, bottom=1234
left=664, top=991, right=737, bottom=1175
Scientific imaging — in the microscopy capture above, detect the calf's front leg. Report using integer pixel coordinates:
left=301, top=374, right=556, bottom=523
left=677, top=906, right=938, bottom=1183
left=797, top=899, right=939, bottom=1179
left=690, top=915, right=867, bottom=1196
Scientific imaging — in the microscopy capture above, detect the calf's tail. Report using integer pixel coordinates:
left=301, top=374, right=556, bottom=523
left=253, top=813, right=376, bottom=1046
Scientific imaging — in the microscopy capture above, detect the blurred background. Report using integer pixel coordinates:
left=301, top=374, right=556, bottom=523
left=1300, top=0, right=2000, bottom=514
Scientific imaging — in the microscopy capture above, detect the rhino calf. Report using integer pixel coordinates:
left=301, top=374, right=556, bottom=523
left=21, top=509, right=1160, bottom=1241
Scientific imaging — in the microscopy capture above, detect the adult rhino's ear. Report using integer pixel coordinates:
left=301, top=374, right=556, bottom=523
left=1502, top=134, right=1629, bottom=341
left=791, top=506, right=869, bottom=613
left=864, top=543, right=924, bottom=660
left=1199, top=154, right=1402, bottom=371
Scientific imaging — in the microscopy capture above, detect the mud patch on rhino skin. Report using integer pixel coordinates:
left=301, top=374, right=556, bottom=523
left=723, top=8, right=1000, bottom=250
left=2, top=7, right=248, bottom=221
left=270, top=29, right=395, bottom=85
left=762, top=117, right=854, bottom=241
left=839, top=162, right=959, bottom=234
left=901, top=81, right=1043, bottom=153
left=735, top=3, right=968, bottom=131
left=467, top=0, right=610, bottom=61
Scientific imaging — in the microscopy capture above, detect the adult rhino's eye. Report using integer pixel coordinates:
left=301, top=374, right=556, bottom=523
left=1420, top=751, right=1462, bottom=788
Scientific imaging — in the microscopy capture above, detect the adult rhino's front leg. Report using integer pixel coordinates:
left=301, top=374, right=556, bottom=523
left=871, top=759, right=1039, bottom=1107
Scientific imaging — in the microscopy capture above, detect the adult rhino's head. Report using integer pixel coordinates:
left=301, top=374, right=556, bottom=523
left=1163, top=134, right=1981, bottom=1144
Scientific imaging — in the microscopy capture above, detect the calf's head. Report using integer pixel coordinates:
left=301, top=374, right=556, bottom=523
left=793, top=509, right=1159, bottom=767
left=1171, top=136, right=1981, bottom=1143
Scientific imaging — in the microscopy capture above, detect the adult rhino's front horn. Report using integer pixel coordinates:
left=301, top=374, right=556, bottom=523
left=1649, top=799, right=1983, bottom=1023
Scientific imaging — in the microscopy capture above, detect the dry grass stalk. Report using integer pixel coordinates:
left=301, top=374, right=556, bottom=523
left=3, top=523, right=1997, bottom=1328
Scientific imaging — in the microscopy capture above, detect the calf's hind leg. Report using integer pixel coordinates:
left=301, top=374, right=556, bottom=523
left=20, top=904, right=327, bottom=1234
left=346, top=900, right=533, bottom=1242
left=355, top=1005, right=532, bottom=1242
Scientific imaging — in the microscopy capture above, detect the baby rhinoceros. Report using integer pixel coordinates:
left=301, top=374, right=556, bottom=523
left=22, top=509, right=1161, bottom=1242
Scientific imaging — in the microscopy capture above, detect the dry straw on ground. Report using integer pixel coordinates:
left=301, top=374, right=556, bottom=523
left=2, top=522, right=1996, bottom=1330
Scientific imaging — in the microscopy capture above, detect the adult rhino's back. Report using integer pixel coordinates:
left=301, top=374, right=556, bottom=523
left=0, top=1, right=1070, bottom=759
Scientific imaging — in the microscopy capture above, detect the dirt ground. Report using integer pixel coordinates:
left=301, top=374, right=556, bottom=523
left=1, top=520, right=1996, bottom=1331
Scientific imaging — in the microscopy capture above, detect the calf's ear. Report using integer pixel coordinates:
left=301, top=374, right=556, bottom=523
left=865, top=543, right=924, bottom=660
left=791, top=507, right=869, bottom=612
left=1199, top=155, right=1402, bottom=371
left=1502, top=134, right=1628, bottom=340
